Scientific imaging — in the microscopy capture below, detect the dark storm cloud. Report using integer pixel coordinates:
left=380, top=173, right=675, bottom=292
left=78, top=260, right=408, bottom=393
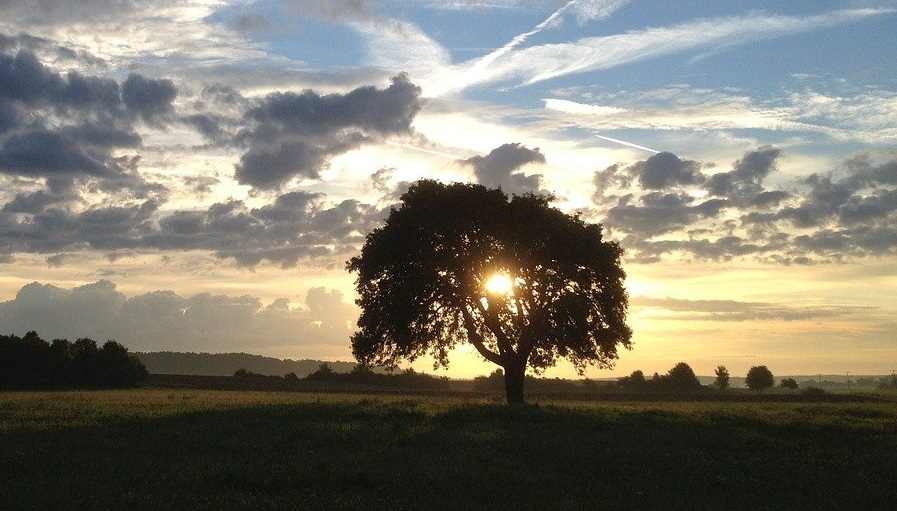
left=235, top=73, right=423, bottom=189
left=0, top=280, right=359, bottom=354
left=460, top=142, right=546, bottom=194
left=596, top=148, right=897, bottom=264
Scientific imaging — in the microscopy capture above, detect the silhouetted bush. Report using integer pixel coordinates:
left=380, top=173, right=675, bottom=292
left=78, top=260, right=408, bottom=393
left=0, top=332, right=146, bottom=389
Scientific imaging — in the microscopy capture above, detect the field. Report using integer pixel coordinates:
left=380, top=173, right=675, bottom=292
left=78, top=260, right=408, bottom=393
left=2, top=389, right=896, bottom=510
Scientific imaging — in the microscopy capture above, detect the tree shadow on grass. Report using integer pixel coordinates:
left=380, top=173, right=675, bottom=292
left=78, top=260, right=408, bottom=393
left=2, top=398, right=896, bottom=510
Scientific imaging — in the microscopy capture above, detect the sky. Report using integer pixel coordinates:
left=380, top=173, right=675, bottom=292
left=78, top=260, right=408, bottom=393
left=0, top=0, right=895, bottom=379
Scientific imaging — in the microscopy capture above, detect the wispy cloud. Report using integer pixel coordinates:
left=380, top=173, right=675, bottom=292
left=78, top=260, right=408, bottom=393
left=545, top=83, right=897, bottom=145
left=632, top=296, right=874, bottom=322
left=428, top=0, right=630, bottom=95
left=440, top=8, right=892, bottom=91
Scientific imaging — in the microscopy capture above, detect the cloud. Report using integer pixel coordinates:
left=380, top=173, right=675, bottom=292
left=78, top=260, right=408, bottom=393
left=631, top=296, right=873, bottom=322
left=120, top=73, right=177, bottom=123
left=235, top=73, right=424, bottom=189
left=0, top=280, right=359, bottom=355
left=447, top=0, right=631, bottom=93
left=460, top=142, right=546, bottom=194
left=630, top=152, right=703, bottom=190
left=596, top=148, right=897, bottom=264
left=446, top=8, right=891, bottom=89
left=0, top=48, right=177, bottom=193
left=606, top=192, right=727, bottom=237
left=0, top=187, right=385, bottom=268
left=704, top=147, right=789, bottom=207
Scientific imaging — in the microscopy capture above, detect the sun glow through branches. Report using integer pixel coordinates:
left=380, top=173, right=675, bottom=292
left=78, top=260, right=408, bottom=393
left=485, top=273, right=513, bottom=295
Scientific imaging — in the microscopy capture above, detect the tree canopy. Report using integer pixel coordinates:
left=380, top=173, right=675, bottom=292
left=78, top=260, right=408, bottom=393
left=746, top=365, right=775, bottom=391
left=0, top=331, right=147, bottom=389
left=347, top=180, right=632, bottom=403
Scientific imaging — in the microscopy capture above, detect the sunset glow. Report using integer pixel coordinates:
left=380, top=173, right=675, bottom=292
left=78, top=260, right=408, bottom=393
left=0, top=1, right=895, bottom=378
left=485, top=274, right=514, bottom=296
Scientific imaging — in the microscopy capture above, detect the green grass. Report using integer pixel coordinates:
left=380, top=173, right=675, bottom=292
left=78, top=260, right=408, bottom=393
left=1, top=390, right=896, bottom=510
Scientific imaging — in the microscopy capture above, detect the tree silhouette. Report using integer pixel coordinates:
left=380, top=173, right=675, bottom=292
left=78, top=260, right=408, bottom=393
left=714, top=365, right=730, bottom=389
left=663, top=362, right=702, bottom=391
left=746, top=365, right=775, bottom=392
left=348, top=180, right=632, bottom=404
left=0, top=332, right=146, bottom=389
left=779, top=377, right=798, bottom=390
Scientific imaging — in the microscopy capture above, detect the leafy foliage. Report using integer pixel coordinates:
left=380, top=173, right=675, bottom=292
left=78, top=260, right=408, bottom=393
left=780, top=378, right=799, bottom=390
left=714, top=365, right=730, bottom=389
left=305, top=363, right=451, bottom=391
left=617, top=363, right=702, bottom=392
left=746, top=365, right=775, bottom=391
left=348, top=180, right=631, bottom=402
left=0, top=331, right=146, bottom=389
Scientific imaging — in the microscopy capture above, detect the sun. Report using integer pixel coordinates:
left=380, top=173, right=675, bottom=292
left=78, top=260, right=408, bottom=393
left=485, top=273, right=513, bottom=295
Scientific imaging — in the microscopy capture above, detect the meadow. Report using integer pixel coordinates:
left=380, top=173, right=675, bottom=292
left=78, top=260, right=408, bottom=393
left=1, top=389, right=895, bottom=510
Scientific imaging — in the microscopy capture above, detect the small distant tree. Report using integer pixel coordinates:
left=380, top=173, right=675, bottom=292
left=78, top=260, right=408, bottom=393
left=780, top=378, right=799, bottom=390
left=305, top=363, right=335, bottom=381
left=879, top=375, right=897, bottom=390
left=662, top=362, right=702, bottom=391
left=714, top=365, right=730, bottom=389
left=746, top=365, right=774, bottom=392
left=234, top=368, right=263, bottom=378
left=283, top=372, right=299, bottom=382
left=618, top=369, right=647, bottom=389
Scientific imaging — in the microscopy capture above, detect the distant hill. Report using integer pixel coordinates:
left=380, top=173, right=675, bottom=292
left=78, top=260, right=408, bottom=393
left=134, top=352, right=356, bottom=377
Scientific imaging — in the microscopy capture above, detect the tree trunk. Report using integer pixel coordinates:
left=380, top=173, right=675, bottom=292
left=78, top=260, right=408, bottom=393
left=503, top=361, right=526, bottom=405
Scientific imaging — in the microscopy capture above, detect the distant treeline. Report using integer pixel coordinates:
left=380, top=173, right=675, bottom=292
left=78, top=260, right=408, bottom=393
left=0, top=331, right=147, bottom=390
left=234, top=363, right=453, bottom=391
left=135, top=351, right=356, bottom=377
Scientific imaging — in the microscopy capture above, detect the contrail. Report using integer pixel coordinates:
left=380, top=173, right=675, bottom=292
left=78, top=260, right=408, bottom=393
left=386, top=140, right=465, bottom=160
left=451, top=0, right=580, bottom=93
left=594, top=134, right=661, bottom=154
left=470, top=0, right=578, bottom=73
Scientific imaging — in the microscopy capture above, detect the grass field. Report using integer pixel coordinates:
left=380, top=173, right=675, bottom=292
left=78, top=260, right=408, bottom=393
left=2, top=389, right=896, bottom=510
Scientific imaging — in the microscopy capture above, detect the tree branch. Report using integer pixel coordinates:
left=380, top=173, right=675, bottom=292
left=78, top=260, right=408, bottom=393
left=460, top=305, right=503, bottom=366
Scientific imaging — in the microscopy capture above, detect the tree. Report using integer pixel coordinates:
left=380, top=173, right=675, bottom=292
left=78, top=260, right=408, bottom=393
left=746, top=365, right=774, bottom=392
left=714, top=365, right=730, bottom=389
left=662, top=362, right=702, bottom=391
left=348, top=180, right=632, bottom=404
left=780, top=377, right=799, bottom=390
left=618, top=369, right=647, bottom=389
